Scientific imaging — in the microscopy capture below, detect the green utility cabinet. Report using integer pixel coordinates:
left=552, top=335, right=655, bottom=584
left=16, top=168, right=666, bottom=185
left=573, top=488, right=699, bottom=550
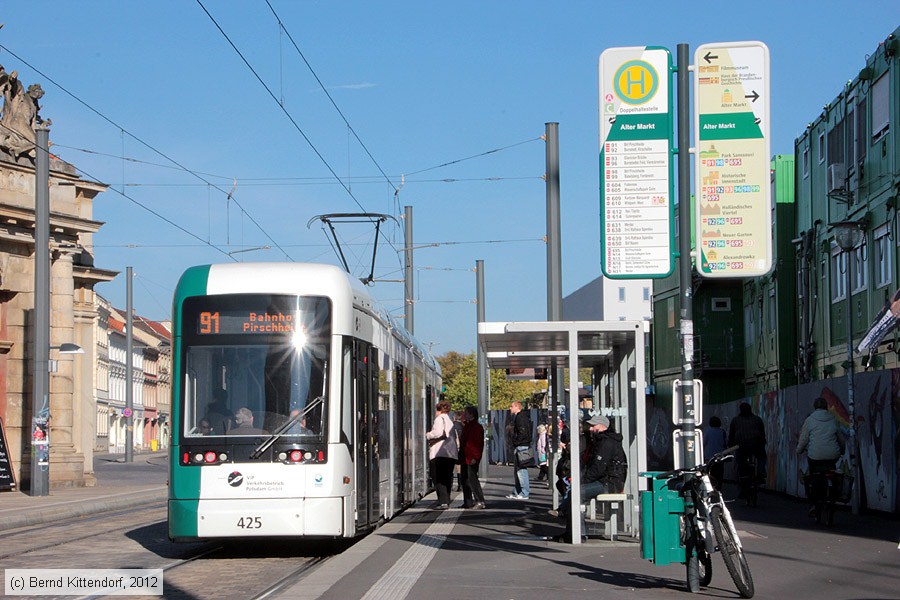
left=640, top=472, right=686, bottom=566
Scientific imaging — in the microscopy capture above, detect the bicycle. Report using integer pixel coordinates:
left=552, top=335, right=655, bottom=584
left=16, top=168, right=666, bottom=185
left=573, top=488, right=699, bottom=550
left=803, top=468, right=850, bottom=526
left=737, top=452, right=762, bottom=507
left=655, top=446, right=755, bottom=598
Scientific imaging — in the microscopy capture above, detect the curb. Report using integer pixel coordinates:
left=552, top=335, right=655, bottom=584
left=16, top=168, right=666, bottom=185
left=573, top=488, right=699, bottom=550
left=0, top=487, right=167, bottom=532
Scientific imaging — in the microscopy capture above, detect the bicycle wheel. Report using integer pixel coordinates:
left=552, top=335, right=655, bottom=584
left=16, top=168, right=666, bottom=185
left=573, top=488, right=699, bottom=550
left=700, top=549, right=713, bottom=586
left=711, top=505, right=754, bottom=598
left=686, top=536, right=713, bottom=592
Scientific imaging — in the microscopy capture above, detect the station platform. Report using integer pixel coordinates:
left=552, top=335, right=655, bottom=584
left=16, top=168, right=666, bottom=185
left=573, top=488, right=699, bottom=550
left=277, top=463, right=643, bottom=600
left=1, top=457, right=898, bottom=599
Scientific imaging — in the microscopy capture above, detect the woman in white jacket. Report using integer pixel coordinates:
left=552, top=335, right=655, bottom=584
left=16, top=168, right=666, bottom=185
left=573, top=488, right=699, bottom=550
left=426, top=399, right=458, bottom=509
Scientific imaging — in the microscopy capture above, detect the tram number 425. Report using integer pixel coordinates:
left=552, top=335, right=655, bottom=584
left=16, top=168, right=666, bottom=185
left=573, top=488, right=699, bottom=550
left=237, top=516, right=262, bottom=529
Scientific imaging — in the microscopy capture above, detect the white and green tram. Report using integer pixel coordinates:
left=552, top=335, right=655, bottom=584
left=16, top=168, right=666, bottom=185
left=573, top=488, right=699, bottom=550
left=168, top=263, right=440, bottom=541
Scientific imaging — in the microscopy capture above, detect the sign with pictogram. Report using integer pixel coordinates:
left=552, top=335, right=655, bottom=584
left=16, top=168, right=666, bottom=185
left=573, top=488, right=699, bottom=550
left=694, top=41, right=771, bottom=278
left=599, top=47, right=674, bottom=279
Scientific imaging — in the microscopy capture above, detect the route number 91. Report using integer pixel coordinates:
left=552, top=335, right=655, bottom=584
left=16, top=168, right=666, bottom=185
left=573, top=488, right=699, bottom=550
left=237, top=516, right=262, bottom=529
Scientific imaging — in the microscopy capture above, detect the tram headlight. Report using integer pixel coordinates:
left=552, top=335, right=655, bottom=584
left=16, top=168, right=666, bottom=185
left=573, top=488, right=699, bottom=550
left=290, top=450, right=303, bottom=462
left=193, top=453, right=204, bottom=463
left=278, top=452, right=288, bottom=461
left=218, top=453, right=228, bottom=462
left=303, top=451, right=313, bottom=460
left=204, top=451, right=217, bottom=463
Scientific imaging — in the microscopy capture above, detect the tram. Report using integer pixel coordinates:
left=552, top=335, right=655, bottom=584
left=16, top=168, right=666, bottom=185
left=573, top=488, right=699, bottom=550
left=168, top=262, right=440, bottom=541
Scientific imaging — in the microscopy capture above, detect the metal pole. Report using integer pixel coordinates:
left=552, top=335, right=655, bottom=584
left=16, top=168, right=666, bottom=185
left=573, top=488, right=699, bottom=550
left=545, top=122, right=568, bottom=520
left=125, top=266, right=134, bottom=463
left=404, top=205, right=414, bottom=335
left=546, top=122, right=562, bottom=322
left=476, top=260, right=488, bottom=471
left=845, top=253, right=859, bottom=515
left=30, top=125, right=51, bottom=496
left=677, top=44, right=698, bottom=468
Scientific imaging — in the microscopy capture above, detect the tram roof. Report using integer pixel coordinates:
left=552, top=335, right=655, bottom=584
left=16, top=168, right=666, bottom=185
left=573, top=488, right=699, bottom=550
left=477, top=320, right=645, bottom=370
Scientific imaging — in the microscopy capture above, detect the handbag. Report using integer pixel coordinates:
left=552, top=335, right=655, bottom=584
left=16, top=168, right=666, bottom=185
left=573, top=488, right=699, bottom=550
left=516, top=447, right=536, bottom=468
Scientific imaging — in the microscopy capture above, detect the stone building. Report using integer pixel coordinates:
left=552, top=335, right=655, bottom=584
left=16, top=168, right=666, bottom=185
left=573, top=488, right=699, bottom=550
left=0, top=68, right=116, bottom=489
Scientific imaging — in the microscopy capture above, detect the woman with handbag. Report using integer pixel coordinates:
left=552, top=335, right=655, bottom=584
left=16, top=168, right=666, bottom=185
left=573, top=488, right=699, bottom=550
left=426, top=399, right=458, bottom=509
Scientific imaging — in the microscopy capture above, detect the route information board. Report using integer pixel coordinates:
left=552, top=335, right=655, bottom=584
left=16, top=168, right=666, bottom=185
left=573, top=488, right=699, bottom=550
left=694, top=41, right=771, bottom=278
left=599, top=46, right=674, bottom=279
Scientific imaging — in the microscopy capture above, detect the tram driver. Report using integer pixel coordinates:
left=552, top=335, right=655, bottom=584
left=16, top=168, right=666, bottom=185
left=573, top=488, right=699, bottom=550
left=230, top=407, right=267, bottom=435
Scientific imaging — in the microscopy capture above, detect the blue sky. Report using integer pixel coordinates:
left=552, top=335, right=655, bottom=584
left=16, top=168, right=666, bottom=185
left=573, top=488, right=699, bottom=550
left=1, top=2, right=897, bottom=353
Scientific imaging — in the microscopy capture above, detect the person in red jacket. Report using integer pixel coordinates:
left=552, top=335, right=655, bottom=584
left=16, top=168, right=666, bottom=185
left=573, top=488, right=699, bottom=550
left=459, top=405, right=486, bottom=509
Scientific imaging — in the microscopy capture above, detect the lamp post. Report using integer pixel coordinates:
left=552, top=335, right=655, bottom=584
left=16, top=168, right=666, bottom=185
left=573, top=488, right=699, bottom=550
left=830, top=219, right=865, bottom=515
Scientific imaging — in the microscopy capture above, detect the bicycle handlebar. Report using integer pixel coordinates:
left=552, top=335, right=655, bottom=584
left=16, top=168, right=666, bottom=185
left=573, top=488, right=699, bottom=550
left=654, top=445, right=740, bottom=480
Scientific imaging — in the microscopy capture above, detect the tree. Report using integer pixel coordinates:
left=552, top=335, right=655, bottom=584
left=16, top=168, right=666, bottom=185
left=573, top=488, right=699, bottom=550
left=436, top=351, right=546, bottom=412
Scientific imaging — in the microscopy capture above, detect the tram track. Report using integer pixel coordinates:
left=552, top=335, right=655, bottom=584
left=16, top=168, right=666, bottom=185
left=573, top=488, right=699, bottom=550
left=0, top=502, right=167, bottom=561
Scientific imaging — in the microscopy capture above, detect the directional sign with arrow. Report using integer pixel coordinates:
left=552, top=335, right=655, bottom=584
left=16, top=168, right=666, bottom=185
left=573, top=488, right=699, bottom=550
left=693, top=41, right=771, bottom=279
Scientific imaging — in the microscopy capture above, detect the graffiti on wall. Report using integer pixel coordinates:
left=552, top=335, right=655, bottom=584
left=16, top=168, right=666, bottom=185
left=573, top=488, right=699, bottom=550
left=704, top=368, right=898, bottom=513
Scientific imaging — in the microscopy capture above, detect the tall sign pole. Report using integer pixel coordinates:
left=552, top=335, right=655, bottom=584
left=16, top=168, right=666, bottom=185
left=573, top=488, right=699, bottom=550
left=30, top=125, right=51, bottom=496
left=694, top=41, right=771, bottom=278
left=676, top=44, right=697, bottom=468
left=599, top=47, right=675, bottom=279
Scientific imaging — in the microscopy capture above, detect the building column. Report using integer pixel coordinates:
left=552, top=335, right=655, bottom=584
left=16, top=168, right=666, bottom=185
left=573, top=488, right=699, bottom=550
left=48, top=248, right=85, bottom=488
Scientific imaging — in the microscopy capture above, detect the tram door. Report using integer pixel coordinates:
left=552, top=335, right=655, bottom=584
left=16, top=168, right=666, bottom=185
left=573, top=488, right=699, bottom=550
left=394, top=364, right=406, bottom=506
left=353, top=341, right=379, bottom=529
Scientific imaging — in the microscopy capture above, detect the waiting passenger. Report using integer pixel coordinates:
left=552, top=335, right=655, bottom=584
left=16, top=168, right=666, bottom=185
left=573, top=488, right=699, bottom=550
left=551, top=414, right=627, bottom=543
left=230, top=407, right=267, bottom=435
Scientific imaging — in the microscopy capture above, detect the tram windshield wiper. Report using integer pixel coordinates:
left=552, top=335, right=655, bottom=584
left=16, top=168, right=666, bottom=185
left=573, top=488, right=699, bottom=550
left=250, top=395, right=325, bottom=459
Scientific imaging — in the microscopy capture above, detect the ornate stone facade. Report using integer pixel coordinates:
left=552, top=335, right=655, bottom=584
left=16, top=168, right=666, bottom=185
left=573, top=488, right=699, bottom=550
left=0, top=156, right=116, bottom=489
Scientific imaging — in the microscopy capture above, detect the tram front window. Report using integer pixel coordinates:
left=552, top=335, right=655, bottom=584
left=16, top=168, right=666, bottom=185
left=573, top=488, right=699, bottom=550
left=181, top=295, right=330, bottom=440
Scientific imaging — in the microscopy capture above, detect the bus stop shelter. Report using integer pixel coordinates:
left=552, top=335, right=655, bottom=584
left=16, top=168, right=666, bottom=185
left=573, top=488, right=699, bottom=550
left=478, top=320, right=647, bottom=543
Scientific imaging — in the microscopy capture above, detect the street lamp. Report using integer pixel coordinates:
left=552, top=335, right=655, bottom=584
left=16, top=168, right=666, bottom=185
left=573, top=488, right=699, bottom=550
left=49, top=343, right=84, bottom=373
left=830, top=219, right=865, bottom=515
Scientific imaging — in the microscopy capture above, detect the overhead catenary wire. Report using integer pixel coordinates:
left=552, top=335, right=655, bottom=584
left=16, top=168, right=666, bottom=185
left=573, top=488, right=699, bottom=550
left=0, top=122, right=233, bottom=260
left=264, top=0, right=399, bottom=194
left=196, top=0, right=369, bottom=216
left=0, top=43, right=294, bottom=261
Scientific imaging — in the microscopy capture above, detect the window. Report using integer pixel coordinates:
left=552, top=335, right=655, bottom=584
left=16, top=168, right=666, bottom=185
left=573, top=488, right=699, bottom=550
left=875, top=225, right=891, bottom=288
left=802, top=145, right=810, bottom=178
left=828, top=119, right=845, bottom=168
left=831, top=243, right=847, bottom=302
left=872, top=73, right=890, bottom=142
left=856, top=98, right=867, bottom=163
left=851, top=238, right=868, bottom=294
left=712, top=298, right=731, bottom=312
left=744, top=303, right=755, bottom=347
left=818, top=132, right=825, bottom=164
left=618, top=287, right=626, bottom=302
left=643, top=287, right=650, bottom=302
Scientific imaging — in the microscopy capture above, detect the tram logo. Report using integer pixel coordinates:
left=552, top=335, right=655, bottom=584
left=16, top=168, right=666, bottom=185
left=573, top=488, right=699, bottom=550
left=227, top=471, right=244, bottom=487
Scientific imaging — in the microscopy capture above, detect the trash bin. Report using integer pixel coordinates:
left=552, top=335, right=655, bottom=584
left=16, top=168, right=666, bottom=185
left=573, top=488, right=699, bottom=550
left=150, top=439, right=159, bottom=452
left=639, top=471, right=686, bottom=566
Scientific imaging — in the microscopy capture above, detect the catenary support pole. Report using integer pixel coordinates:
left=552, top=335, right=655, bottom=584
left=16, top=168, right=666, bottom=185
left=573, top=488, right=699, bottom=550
left=476, top=259, right=488, bottom=472
left=545, top=122, right=567, bottom=520
left=677, top=44, right=697, bottom=468
left=404, top=205, right=414, bottom=335
left=30, top=125, right=51, bottom=496
left=125, top=266, right=133, bottom=463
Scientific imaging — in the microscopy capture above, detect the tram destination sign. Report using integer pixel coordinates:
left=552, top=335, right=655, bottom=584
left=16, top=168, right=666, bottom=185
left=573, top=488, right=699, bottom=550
left=694, top=41, right=772, bottom=278
left=599, top=46, right=675, bottom=279
left=197, top=310, right=297, bottom=335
